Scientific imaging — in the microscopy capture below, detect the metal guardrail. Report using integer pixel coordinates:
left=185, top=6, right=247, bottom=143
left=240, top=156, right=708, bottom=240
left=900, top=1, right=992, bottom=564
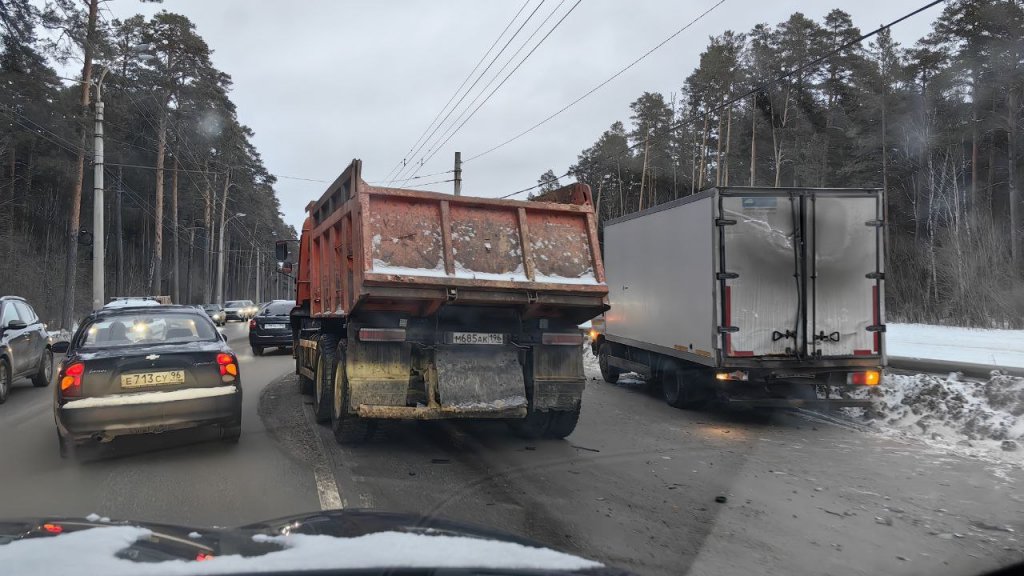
left=888, top=356, right=1024, bottom=379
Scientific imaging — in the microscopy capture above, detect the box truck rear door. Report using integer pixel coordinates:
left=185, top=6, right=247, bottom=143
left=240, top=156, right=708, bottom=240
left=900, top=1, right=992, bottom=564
left=720, top=194, right=802, bottom=357
left=809, top=193, right=881, bottom=357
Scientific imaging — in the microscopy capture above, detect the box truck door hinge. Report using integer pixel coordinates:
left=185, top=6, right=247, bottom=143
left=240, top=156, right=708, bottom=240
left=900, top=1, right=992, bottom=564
left=866, top=324, right=886, bottom=332
left=716, top=218, right=737, bottom=226
left=716, top=272, right=739, bottom=280
left=865, top=219, right=884, bottom=227
left=866, top=272, right=885, bottom=280
left=717, top=326, right=739, bottom=334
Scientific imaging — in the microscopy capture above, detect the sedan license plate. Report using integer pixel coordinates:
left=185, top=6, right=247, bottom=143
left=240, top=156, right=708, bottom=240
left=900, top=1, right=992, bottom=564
left=265, top=323, right=287, bottom=330
left=451, top=332, right=504, bottom=345
left=120, top=370, right=185, bottom=388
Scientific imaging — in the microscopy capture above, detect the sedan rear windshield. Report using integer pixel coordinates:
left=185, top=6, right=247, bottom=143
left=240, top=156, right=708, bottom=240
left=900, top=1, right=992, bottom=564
left=225, top=301, right=250, bottom=308
left=80, top=312, right=218, bottom=350
left=202, top=305, right=222, bottom=311
left=260, top=302, right=294, bottom=316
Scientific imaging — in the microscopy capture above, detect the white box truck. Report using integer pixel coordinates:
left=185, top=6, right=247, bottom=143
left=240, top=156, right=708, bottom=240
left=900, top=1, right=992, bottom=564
left=593, top=187, right=884, bottom=408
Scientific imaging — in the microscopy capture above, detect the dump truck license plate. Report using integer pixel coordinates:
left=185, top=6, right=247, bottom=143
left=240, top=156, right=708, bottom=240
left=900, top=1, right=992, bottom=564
left=121, top=370, right=185, bottom=388
left=450, top=332, right=504, bottom=345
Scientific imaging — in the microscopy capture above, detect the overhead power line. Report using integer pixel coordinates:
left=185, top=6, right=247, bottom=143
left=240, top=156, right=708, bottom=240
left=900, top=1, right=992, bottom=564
left=382, top=0, right=532, bottom=184
left=389, top=0, right=549, bottom=185
left=467, top=0, right=728, bottom=163
left=400, top=0, right=583, bottom=185
left=498, top=0, right=946, bottom=199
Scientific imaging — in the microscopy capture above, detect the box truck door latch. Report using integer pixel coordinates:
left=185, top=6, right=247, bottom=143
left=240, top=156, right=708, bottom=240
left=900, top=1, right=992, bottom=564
left=717, top=326, right=739, bottom=334
left=866, top=271, right=885, bottom=280
left=715, top=218, right=737, bottom=226
left=716, top=272, right=739, bottom=280
left=866, top=324, right=886, bottom=332
left=865, top=219, right=884, bottom=227
left=815, top=331, right=841, bottom=342
left=772, top=330, right=797, bottom=342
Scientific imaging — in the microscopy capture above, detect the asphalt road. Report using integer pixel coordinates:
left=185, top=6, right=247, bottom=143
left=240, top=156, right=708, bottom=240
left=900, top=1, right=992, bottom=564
left=0, top=329, right=1021, bottom=575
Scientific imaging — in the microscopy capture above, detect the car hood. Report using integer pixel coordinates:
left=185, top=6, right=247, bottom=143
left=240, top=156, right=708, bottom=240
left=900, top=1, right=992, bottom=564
left=0, top=510, right=623, bottom=575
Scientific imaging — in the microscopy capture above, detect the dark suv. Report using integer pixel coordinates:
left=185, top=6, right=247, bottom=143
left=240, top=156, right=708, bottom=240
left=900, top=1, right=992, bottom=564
left=0, top=296, right=53, bottom=403
left=248, top=300, right=295, bottom=356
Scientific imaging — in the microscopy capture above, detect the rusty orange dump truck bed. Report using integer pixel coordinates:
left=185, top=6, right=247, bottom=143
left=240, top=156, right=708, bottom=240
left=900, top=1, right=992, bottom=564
left=297, top=159, right=608, bottom=323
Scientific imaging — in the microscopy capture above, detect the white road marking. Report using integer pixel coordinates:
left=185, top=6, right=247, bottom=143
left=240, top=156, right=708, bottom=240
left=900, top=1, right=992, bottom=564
left=304, top=405, right=345, bottom=510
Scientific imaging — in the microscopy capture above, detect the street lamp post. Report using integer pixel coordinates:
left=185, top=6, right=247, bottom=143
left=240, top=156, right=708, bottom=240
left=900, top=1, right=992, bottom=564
left=216, top=212, right=245, bottom=305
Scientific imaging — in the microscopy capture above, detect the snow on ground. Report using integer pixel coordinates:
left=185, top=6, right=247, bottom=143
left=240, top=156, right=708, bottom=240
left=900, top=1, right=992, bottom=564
left=583, top=344, right=1024, bottom=465
left=888, top=323, right=1024, bottom=369
left=845, top=372, right=1024, bottom=466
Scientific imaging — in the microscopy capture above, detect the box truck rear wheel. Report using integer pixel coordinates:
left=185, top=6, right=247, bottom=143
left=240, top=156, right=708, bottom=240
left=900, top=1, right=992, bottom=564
left=331, top=346, right=374, bottom=444
left=663, top=368, right=709, bottom=409
left=598, top=342, right=620, bottom=384
left=313, top=334, right=340, bottom=423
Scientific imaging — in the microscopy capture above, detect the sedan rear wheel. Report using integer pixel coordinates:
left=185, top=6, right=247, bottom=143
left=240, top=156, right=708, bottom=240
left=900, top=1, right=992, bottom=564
left=0, top=358, right=11, bottom=404
left=251, top=346, right=264, bottom=357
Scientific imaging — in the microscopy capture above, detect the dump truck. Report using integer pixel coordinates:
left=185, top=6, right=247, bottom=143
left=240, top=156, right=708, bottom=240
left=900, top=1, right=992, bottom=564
left=592, top=187, right=885, bottom=408
left=278, top=160, right=608, bottom=443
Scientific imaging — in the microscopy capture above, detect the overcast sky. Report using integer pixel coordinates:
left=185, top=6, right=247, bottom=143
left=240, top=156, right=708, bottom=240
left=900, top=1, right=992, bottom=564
left=100, top=0, right=941, bottom=229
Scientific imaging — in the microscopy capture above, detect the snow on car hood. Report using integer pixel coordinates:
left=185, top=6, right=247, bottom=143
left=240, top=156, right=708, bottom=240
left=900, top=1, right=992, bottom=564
left=0, top=525, right=603, bottom=575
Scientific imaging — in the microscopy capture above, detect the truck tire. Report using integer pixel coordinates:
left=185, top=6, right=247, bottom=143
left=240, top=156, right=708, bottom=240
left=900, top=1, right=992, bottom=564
left=508, top=408, right=552, bottom=439
left=544, top=409, right=580, bottom=439
left=598, top=342, right=620, bottom=384
left=31, top=348, right=53, bottom=388
left=331, top=346, right=373, bottom=444
left=297, top=356, right=314, bottom=395
left=312, top=333, right=340, bottom=423
left=663, top=368, right=710, bottom=409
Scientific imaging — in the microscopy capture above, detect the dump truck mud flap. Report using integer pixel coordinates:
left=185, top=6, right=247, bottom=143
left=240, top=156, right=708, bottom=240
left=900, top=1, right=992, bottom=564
left=435, top=346, right=527, bottom=410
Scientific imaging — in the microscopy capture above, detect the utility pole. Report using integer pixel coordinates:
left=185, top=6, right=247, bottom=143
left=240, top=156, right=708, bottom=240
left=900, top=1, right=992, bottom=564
left=91, top=66, right=109, bottom=311
left=115, top=165, right=124, bottom=296
left=453, top=151, right=462, bottom=196
left=216, top=211, right=245, bottom=305
left=255, top=249, right=261, bottom=303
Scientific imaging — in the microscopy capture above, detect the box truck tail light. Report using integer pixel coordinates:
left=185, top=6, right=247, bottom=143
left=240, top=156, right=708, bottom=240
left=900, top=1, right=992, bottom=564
left=542, top=332, right=584, bottom=346
left=359, top=328, right=406, bottom=342
left=715, top=371, right=748, bottom=381
left=872, top=286, right=881, bottom=353
left=848, top=370, right=880, bottom=386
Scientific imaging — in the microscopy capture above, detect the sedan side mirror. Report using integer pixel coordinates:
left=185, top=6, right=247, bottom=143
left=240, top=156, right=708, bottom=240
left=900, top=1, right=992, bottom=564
left=7, top=319, right=27, bottom=330
left=51, top=341, right=70, bottom=354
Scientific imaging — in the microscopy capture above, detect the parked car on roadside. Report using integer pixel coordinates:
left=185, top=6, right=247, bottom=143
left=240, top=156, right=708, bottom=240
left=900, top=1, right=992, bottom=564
left=248, top=300, right=295, bottom=356
left=224, top=300, right=256, bottom=322
left=0, top=296, right=53, bottom=403
left=202, top=304, right=227, bottom=326
left=52, top=305, right=243, bottom=457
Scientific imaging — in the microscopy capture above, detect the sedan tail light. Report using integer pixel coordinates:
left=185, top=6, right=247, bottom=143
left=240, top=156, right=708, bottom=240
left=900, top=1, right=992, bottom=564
left=249, top=319, right=256, bottom=330
left=60, top=362, right=85, bottom=397
left=217, top=353, right=239, bottom=381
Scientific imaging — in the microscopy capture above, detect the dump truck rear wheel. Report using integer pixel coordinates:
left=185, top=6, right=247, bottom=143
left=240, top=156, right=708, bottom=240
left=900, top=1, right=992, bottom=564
left=598, top=342, right=620, bottom=384
left=313, top=334, right=340, bottom=423
left=331, top=346, right=373, bottom=444
left=544, top=409, right=580, bottom=439
left=508, top=408, right=552, bottom=439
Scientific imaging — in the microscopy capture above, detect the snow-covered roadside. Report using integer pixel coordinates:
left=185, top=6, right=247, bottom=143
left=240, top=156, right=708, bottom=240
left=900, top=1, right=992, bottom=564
left=844, top=372, right=1024, bottom=466
left=583, top=346, right=1024, bottom=466
left=888, top=323, right=1024, bottom=369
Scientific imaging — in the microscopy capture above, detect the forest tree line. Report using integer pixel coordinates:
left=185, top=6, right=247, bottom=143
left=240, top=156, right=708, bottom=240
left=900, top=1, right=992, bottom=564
left=541, top=1, right=1023, bottom=327
left=1, top=0, right=294, bottom=328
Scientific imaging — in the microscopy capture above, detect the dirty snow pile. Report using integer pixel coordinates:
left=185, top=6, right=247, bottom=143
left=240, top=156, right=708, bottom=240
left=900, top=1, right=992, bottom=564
left=848, top=372, right=1024, bottom=462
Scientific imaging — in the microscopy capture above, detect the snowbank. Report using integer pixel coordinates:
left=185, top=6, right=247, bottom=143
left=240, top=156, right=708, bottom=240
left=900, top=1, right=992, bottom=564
left=846, top=372, right=1024, bottom=465
left=888, top=323, right=1024, bottom=369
